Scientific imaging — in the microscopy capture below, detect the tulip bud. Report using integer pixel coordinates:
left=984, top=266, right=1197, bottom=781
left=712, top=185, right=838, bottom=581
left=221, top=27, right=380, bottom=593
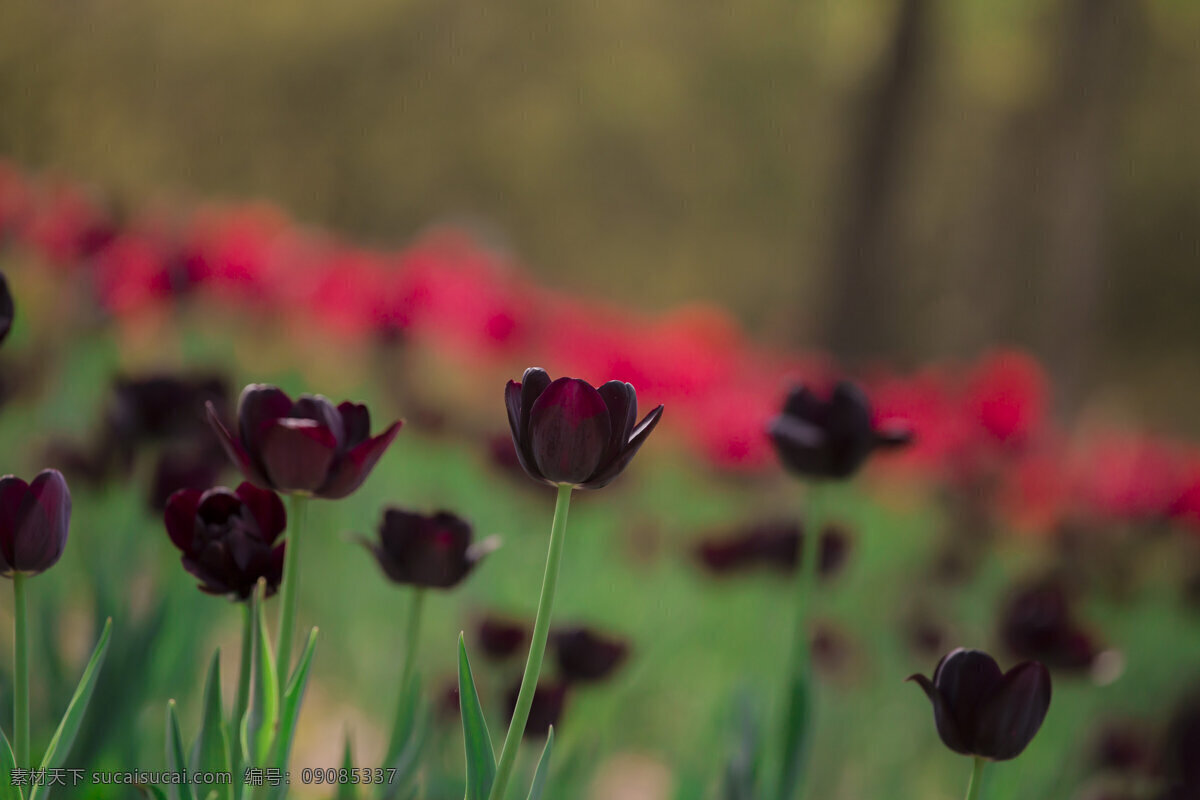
left=0, top=469, right=71, bottom=577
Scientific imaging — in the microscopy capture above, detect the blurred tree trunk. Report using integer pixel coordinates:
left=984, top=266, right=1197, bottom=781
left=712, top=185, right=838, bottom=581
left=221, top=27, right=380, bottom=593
left=1038, top=0, right=1143, bottom=414
left=822, top=0, right=931, bottom=364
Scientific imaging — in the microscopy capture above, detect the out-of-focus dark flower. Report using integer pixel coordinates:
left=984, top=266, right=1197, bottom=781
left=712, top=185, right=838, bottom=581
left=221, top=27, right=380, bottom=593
left=107, top=374, right=230, bottom=444
left=209, top=384, right=401, bottom=498
left=0, top=271, right=14, bottom=345
left=908, top=648, right=1051, bottom=761
left=693, top=519, right=851, bottom=579
left=1091, top=722, right=1157, bottom=775
left=0, top=469, right=71, bottom=577
left=504, top=367, right=663, bottom=489
left=507, top=681, right=569, bottom=739
left=1164, top=695, right=1200, bottom=791
left=907, top=618, right=949, bottom=659
left=553, top=627, right=629, bottom=683
left=1000, top=580, right=1100, bottom=672
left=359, top=509, right=494, bottom=589
left=147, top=445, right=225, bottom=511
left=768, top=382, right=912, bottom=481
left=478, top=616, right=527, bottom=661
left=164, top=482, right=286, bottom=600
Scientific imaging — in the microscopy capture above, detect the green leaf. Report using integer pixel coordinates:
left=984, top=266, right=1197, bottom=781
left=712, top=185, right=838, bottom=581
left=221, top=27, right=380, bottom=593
left=191, top=651, right=233, bottom=800
left=457, top=634, right=495, bottom=800
left=775, top=671, right=812, bottom=800
left=241, top=589, right=279, bottom=768
left=263, top=627, right=318, bottom=800
left=167, top=701, right=197, bottom=800
left=27, top=618, right=112, bottom=800
left=377, top=676, right=427, bottom=800
left=0, top=726, right=21, bottom=800
left=525, top=727, right=554, bottom=800
left=336, top=735, right=358, bottom=800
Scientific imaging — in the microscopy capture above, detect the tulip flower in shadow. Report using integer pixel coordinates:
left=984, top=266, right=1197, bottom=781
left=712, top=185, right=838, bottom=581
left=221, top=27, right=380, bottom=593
left=506, top=682, right=569, bottom=740
left=694, top=519, right=852, bottom=580
left=999, top=579, right=1101, bottom=673
left=909, top=648, right=1052, bottom=799
left=553, top=627, right=629, bottom=684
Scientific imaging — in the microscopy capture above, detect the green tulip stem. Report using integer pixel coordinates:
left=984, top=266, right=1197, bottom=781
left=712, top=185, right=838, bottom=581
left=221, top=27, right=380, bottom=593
left=12, top=573, right=29, bottom=767
left=384, top=587, right=425, bottom=765
left=489, top=483, right=574, bottom=800
left=276, top=493, right=308, bottom=696
left=231, top=600, right=253, bottom=781
left=776, top=482, right=827, bottom=800
left=965, top=757, right=987, bottom=800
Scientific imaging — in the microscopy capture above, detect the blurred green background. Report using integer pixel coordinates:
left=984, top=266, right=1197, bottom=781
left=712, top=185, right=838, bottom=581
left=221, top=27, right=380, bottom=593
left=4, top=0, right=1200, bottom=425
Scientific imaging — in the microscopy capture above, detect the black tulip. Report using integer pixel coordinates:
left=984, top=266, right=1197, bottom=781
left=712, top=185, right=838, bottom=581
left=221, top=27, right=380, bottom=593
left=553, top=627, right=629, bottom=683
left=0, top=271, right=13, bottom=345
left=164, top=482, right=286, bottom=600
left=360, top=508, right=493, bottom=589
left=694, top=519, right=851, bottom=580
left=107, top=373, right=230, bottom=444
left=1000, top=580, right=1100, bottom=672
left=209, top=384, right=401, bottom=498
left=768, top=382, right=911, bottom=481
left=0, top=469, right=71, bottom=577
left=505, top=367, right=663, bottom=489
left=908, top=648, right=1051, bottom=761
left=507, top=681, right=569, bottom=740
left=478, top=616, right=528, bottom=661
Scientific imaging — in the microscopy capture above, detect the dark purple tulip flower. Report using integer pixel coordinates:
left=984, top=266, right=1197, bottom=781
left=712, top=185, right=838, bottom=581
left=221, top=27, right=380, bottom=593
left=507, top=681, right=568, bottom=740
left=164, top=482, right=287, bottom=600
left=148, top=445, right=225, bottom=512
left=909, top=648, right=1051, bottom=761
left=0, top=271, right=14, bottom=345
left=0, top=469, right=71, bottom=577
left=360, top=508, right=494, bottom=589
left=208, top=384, right=401, bottom=498
left=768, top=382, right=911, bottom=481
left=478, top=616, right=528, bottom=661
left=553, top=627, right=629, bottom=683
left=505, top=367, right=663, bottom=489
left=694, top=519, right=851, bottom=579
left=1000, top=580, right=1100, bottom=672
left=108, top=373, right=230, bottom=444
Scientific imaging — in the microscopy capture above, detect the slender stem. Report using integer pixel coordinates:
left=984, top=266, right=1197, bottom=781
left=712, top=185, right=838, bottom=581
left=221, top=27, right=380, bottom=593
left=384, top=589, right=425, bottom=765
left=964, top=757, right=987, bottom=800
left=13, top=574, right=29, bottom=767
left=488, top=484, right=573, bottom=800
left=776, top=483, right=827, bottom=800
left=231, top=602, right=253, bottom=795
left=276, top=494, right=308, bottom=694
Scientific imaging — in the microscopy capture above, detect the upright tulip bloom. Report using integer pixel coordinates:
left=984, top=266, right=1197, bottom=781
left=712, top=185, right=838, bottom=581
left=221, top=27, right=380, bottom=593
left=0, top=469, right=71, bottom=767
left=208, top=384, right=401, bottom=498
left=208, top=383, right=401, bottom=698
left=909, top=648, right=1052, bottom=799
left=485, top=368, right=662, bottom=800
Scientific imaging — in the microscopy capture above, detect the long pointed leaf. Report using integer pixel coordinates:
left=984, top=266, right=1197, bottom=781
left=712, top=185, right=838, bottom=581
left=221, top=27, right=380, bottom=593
left=336, top=735, right=359, bottom=800
left=378, top=676, right=426, bottom=800
left=525, top=727, right=554, bottom=800
left=191, top=651, right=233, bottom=800
left=241, top=589, right=278, bottom=768
left=263, top=627, right=318, bottom=800
left=775, top=671, right=812, bottom=800
left=457, top=635, right=495, bottom=800
left=0, top=727, right=20, bottom=800
left=27, top=618, right=112, bottom=800
left=167, top=701, right=197, bottom=800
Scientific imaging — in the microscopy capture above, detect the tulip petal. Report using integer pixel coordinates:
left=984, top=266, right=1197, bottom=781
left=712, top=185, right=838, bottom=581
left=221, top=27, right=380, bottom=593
left=291, top=395, right=345, bottom=448
left=259, top=419, right=338, bottom=493
left=581, top=404, right=663, bottom=489
left=597, top=381, right=637, bottom=466
left=907, top=673, right=973, bottom=756
left=769, top=414, right=833, bottom=476
left=782, top=385, right=824, bottom=421
left=237, top=385, right=294, bottom=455
left=13, top=470, right=70, bottom=574
left=236, top=482, right=287, bottom=544
left=317, top=420, right=402, bottom=499
left=337, top=401, right=372, bottom=448
left=973, top=661, right=1052, bottom=760
left=164, top=488, right=204, bottom=551
left=529, top=378, right=612, bottom=485
left=0, top=476, right=30, bottom=572
left=932, top=648, right=1004, bottom=752
left=208, top=402, right=273, bottom=488
left=506, top=380, right=546, bottom=483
